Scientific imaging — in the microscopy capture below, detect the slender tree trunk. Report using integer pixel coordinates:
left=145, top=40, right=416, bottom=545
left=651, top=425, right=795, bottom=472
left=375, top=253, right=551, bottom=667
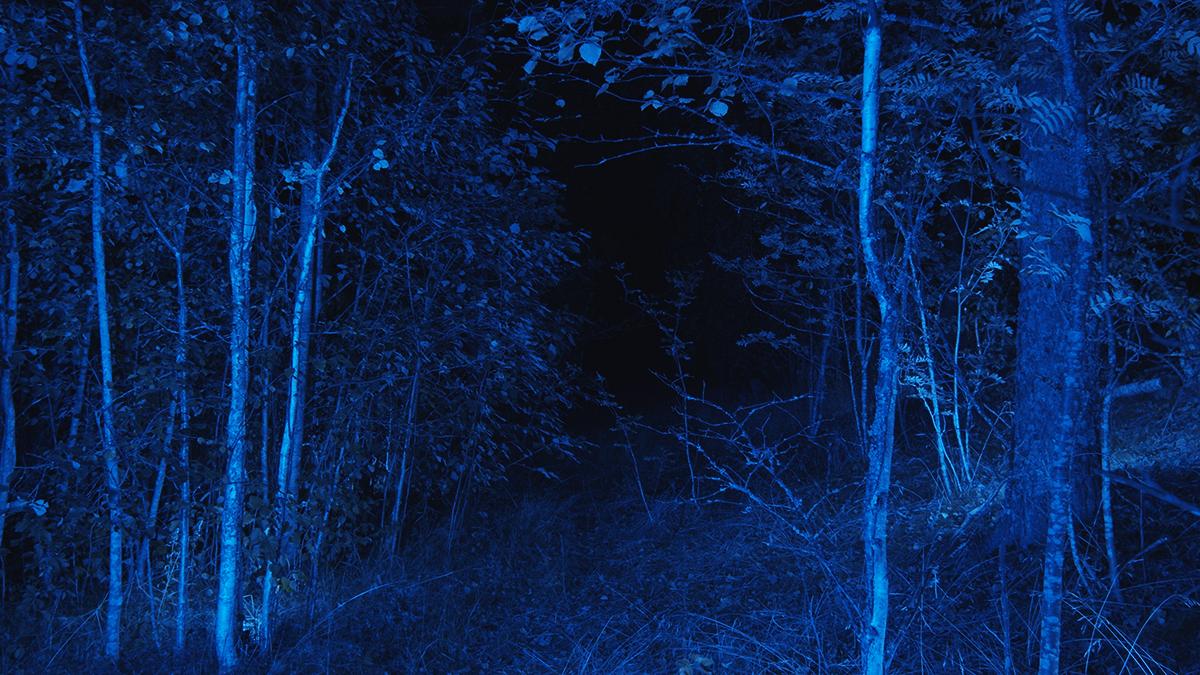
left=309, top=434, right=345, bottom=589
left=65, top=300, right=94, bottom=454
left=808, top=291, right=835, bottom=437
left=1097, top=213, right=1121, bottom=603
left=140, top=453, right=168, bottom=575
left=169, top=215, right=192, bottom=654
left=913, top=275, right=955, bottom=495
left=258, top=301, right=270, bottom=505
left=388, top=358, right=420, bottom=553
left=0, top=105, right=18, bottom=550
left=862, top=308, right=900, bottom=675
left=216, top=6, right=257, bottom=666
left=1036, top=1, right=1095, bottom=671
left=140, top=445, right=169, bottom=649
left=855, top=5, right=901, bottom=673
left=75, top=3, right=123, bottom=660
left=260, top=74, right=351, bottom=648
left=148, top=200, right=193, bottom=653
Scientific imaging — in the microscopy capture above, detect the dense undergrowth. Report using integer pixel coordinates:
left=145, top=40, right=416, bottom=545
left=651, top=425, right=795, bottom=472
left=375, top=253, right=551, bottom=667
left=11, top=451, right=1199, bottom=674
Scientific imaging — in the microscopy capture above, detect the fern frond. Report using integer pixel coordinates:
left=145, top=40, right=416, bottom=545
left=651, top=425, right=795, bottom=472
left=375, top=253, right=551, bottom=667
left=1124, top=73, right=1163, bottom=99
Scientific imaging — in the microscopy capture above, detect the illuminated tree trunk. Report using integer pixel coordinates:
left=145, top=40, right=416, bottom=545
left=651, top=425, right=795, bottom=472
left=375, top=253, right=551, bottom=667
left=172, top=227, right=193, bottom=655
left=0, top=105, right=17, bottom=550
left=216, top=4, right=257, bottom=666
left=75, top=3, right=123, bottom=660
left=856, top=4, right=902, bottom=673
left=260, top=74, right=350, bottom=649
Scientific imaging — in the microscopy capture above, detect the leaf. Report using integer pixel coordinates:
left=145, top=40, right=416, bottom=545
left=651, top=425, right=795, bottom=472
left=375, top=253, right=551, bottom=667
left=1182, top=30, right=1200, bottom=57
left=517, top=16, right=541, bottom=34
left=523, top=58, right=537, bottom=75
left=579, top=41, right=601, bottom=66
left=709, top=100, right=729, bottom=117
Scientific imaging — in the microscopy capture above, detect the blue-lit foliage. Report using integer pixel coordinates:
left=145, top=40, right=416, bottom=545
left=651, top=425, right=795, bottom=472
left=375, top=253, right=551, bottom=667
left=1, top=0, right=1199, bottom=672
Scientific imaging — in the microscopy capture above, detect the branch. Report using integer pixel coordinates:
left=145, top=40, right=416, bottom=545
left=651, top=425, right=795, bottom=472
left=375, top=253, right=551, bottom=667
left=1105, top=471, right=1200, bottom=519
left=1110, top=378, right=1161, bottom=400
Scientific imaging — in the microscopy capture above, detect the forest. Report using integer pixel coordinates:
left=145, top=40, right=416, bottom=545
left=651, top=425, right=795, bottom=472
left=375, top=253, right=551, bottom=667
left=1, top=0, right=1198, bottom=672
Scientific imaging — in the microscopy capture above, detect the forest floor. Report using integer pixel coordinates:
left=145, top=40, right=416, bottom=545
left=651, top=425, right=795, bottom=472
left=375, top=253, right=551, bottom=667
left=251, top=466, right=1200, bottom=674
left=219, top=468, right=1200, bottom=673
left=21, top=444, right=1200, bottom=674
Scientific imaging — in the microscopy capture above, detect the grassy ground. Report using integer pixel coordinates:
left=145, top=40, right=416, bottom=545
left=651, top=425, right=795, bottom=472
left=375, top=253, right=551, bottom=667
left=256, top=471, right=1200, bottom=674
left=9, top=454, right=1200, bottom=673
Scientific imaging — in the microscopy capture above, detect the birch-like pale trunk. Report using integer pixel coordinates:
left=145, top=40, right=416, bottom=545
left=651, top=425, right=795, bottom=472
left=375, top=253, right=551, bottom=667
left=170, top=221, right=192, bottom=655
left=260, top=74, right=351, bottom=649
left=1098, top=214, right=1121, bottom=603
left=215, top=4, right=257, bottom=666
left=75, top=3, right=123, bottom=660
left=0, top=102, right=18, bottom=550
left=855, top=4, right=902, bottom=673
left=911, top=263, right=957, bottom=495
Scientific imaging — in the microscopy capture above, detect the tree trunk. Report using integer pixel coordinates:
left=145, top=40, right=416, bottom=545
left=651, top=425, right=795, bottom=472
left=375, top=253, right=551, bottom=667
left=147, top=199, right=194, bottom=653
left=1099, top=218, right=1120, bottom=601
left=388, top=358, right=420, bottom=553
left=855, top=5, right=901, bottom=673
left=216, top=6, right=257, bottom=666
left=0, top=102, right=18, bottom=551
left=75, top=4, right=124, bottom=661
left=170, top=216, right=192, bottom=655
left=1034, top=1, right=1095, bottom=671
left=65, top=300, right=94, bottom=454
left=260, top=72, right=350, bottom=648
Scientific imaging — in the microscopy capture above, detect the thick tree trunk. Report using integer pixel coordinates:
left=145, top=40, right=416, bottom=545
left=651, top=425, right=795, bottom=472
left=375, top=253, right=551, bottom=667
left=1033, top=1, right=1095, bottom=671
left=75, top=4, right=124, bottom=660
left=216, top=8, right=257, bottom=667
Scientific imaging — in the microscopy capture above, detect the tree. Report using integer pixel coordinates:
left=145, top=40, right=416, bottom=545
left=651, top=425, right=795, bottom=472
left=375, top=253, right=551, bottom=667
left=259, top=62, right=352, bottom=650
left=215, top=0, right=258, bottom=667
left=74, top=2, right=125, bottom=660
left=0, top=49, right=20, bottom=553
left=854, top=6, right=904, bottom=672
left=1024, top=1, right=1094, bottom=667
